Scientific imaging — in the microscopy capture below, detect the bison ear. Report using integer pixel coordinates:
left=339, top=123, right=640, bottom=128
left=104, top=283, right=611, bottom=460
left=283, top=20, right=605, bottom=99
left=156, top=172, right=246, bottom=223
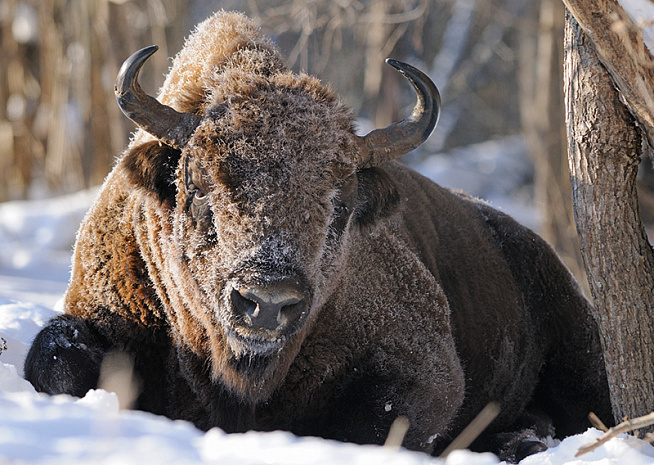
left=353, top=167, right=401, bottom=227
left=120, top=141, right=181, bottom=205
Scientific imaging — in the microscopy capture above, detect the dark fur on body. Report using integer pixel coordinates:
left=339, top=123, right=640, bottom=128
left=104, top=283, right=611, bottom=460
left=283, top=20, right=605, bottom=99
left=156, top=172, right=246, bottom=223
left=24, top=11, right=611, bottom=459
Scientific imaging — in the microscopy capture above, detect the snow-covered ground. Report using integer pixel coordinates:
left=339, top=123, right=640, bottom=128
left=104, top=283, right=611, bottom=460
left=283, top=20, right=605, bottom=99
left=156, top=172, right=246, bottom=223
left=1, top=147, right=654, bottom=464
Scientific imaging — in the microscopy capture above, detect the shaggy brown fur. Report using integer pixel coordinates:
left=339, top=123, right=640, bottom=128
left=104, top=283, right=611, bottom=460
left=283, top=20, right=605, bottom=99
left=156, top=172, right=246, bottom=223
left=24, top=11, right=611, bottom=461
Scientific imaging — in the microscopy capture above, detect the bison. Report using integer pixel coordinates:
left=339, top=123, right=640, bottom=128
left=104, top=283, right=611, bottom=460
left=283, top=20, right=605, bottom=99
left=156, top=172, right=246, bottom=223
left=24, top=11, right=611, bottom=462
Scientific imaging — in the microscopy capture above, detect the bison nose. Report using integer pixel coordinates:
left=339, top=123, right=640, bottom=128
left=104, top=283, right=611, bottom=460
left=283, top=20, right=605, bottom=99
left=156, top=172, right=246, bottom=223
left=231, top=283, right=307, bottom=331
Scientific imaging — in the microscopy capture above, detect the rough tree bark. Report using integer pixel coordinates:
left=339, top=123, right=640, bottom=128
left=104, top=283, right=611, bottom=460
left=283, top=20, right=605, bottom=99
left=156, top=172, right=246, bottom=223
left=563, top=7, right=654, bottom=424
left=563, top=0, right=654, bottom=147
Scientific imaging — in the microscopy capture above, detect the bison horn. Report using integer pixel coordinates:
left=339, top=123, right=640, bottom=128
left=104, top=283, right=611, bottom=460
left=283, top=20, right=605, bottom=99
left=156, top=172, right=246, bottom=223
left=115, top=45, right=202, bottom=149
left=355, top=59, right=440, bottom=169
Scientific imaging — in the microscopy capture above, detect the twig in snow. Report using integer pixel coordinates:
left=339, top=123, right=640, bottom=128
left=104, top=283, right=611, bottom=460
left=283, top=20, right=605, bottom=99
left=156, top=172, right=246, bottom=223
left=588, top=411, right=609, bottom=432
left=384, top=416, right=411, bottom=449
left=576, top=411, right=654, bottom=457
left=440, top=401, right=501, bottom=458
left=98, top=351, right=140, bottom=410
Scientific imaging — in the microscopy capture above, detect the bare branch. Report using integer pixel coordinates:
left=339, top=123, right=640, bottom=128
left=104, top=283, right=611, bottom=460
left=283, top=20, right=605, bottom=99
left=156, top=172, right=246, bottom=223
left=360, top=0, right=429, bottom=24
left=384, top=416, right=410, bottom=449
left=576, top=411, right=654, bottom=457
left=562, top=0, right=654, bottom=146
left=589, top=411, right=609, bottom=432
left=440, top=402, right=501, bottom=458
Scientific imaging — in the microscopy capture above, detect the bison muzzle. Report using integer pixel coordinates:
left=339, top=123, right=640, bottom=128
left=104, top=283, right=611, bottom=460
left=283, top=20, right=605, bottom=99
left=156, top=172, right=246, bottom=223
left=24, top=11, right=612, bottom=463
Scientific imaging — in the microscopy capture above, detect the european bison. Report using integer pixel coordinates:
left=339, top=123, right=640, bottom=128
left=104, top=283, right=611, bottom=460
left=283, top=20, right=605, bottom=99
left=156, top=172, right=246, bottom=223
left=25, top=11, right=611, bottom=462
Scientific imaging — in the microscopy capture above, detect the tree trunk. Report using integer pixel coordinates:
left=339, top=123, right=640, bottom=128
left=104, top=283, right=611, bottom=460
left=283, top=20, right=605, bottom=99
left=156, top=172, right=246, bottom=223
left=563, top=0, right=654, bottom=148
left=563, top=12, right=654, bottom=424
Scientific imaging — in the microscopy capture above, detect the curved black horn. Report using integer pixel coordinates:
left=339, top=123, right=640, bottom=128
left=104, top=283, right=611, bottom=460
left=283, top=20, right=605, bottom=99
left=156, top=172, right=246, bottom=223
left=115, top=45, right=202, bottom=149
left=355, top=59, right=440, bottom=168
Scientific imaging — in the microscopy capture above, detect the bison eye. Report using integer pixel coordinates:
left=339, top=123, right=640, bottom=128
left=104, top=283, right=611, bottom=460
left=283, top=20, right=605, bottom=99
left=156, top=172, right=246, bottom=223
left=185, top=180, right=210, bottom=224
left=189, top=184, right=208, bottom=210
left=190, top=185, right=206, bottom=200
left=184, top=157, right=209, bottom=203
left=331, top=200, right=352, bottom=234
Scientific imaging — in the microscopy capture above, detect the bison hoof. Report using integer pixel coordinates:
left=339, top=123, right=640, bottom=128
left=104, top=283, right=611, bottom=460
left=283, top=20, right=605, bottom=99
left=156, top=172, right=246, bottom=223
left=23, top=315, right=106, bottom=398
left=513, top=438, right=548, bottom=462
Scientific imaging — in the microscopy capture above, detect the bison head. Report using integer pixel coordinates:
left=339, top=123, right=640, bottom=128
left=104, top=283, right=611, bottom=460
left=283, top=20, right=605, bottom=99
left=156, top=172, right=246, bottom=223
left=114, top=40, right=439, bottom=400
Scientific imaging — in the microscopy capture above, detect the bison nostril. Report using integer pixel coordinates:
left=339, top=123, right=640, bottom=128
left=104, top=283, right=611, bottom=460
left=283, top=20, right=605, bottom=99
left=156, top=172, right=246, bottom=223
left=231, top=289, right=258, bottom=321
left=232, top=285, right=306, bottom=331
left=277, top=300, right=306, bottom=327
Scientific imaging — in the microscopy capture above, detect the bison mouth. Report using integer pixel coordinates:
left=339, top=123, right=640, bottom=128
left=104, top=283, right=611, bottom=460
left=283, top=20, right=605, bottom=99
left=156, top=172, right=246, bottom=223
left=223, top=327, right=286, bottom=379
left=224, top=326, right=286, bottom=357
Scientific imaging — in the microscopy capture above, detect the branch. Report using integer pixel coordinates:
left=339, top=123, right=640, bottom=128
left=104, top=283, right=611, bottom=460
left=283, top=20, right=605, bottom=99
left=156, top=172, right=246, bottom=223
left=576, top=411, right=654, bottom=457
left=562, top=0, right=654, bottom=147
left=440, top=402, right=501, bottom=458
left=589, top=411, right=609, bottom=432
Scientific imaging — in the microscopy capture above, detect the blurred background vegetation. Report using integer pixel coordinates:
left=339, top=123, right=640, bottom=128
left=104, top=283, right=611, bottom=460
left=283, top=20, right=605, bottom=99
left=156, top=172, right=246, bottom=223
left=0, top=0, right=600, bottom=286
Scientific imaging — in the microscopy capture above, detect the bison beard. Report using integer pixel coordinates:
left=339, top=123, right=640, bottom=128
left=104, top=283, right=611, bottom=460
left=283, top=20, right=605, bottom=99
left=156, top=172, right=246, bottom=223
left=24, top=11, right=612, bottom=463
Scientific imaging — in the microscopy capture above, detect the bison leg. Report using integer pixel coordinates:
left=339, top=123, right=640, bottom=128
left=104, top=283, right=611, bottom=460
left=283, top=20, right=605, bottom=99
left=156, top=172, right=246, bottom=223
left=470, top=407, right=552, bottom=462
left=479, top=204, right=613, bottom=434
left=24, top=314, right=107, bottom=398
left=534, top=326, right=612, bottom=436
left=485, top=431, right=548, bottom=463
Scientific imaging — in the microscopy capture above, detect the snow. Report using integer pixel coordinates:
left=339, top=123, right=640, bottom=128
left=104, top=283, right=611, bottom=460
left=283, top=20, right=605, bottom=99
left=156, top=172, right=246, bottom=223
left=1, top=178, right=654, bottom=464
left=413, top=136, right=539, bottom=231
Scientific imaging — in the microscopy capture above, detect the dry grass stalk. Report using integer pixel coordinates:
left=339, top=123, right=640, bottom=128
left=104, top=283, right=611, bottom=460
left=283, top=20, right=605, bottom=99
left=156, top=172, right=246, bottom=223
left=439, top=401, right=501, bottom=458
left=588, top=411, right=609, bottom=432
left=576, top=411, right=654, bottom=457
left=98, top=351, right=140, bottom=410
left=384, top=416, right=411, bottom=448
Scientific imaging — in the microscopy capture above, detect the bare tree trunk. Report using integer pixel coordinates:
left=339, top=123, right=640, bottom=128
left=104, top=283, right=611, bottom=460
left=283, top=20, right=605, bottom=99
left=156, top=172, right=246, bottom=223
left=563, top=12, right=654, bottom=424
left=0, top=0, right=190, bottom=199
left=563, top=0, right=654, bottom=147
